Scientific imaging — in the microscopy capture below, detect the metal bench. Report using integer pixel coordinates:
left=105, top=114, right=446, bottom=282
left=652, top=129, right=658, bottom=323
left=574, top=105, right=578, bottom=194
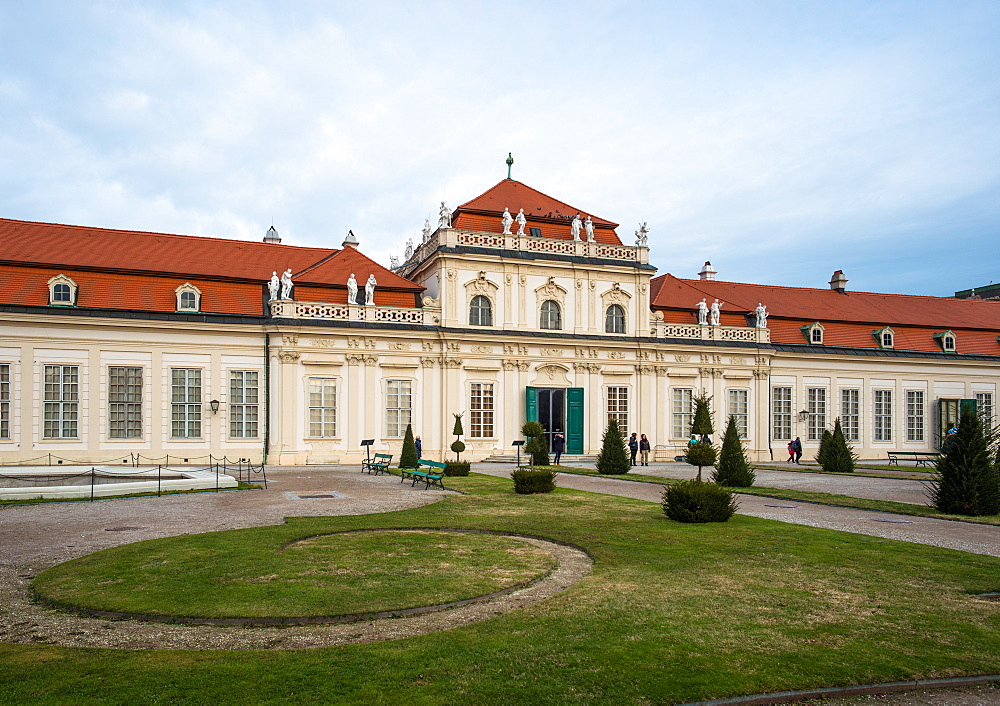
left=887, top=451, right=940, bottom=468
left=363, top=453, right=393, bottom=475
left=400, top=459, right=447, bottom=490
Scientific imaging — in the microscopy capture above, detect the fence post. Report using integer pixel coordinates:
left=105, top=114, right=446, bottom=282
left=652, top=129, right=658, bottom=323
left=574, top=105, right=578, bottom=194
left=90, top=467, right=95, bottom=502
left=157, top=464, right=161, bottom=496
left=215, top=462, right=220, bottom=492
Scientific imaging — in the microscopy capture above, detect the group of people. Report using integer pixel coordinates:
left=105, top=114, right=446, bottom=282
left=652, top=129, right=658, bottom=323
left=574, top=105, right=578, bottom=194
left=786, top=437, right=803, bottom=464
left=549, top=431, right=652, bottom=466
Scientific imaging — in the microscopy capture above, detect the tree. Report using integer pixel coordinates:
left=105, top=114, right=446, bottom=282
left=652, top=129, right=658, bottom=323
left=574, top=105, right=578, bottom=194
left=823, top=418, right=856, bottom=473
left=521, top=420, right=549, bottom=468
left=399, top=423, right=418, bottom=469
left=596, top=417, right=630, bottom=475
left=815, top=428, right=833, bottom=467
left=685, top=441, right=717, bottom=483
left=691, top=391, right=714, bottom=441
left=712, top=414, right=755, bottom=487
left=930, top=409, right=1000, bottom=516
left=450, top=413, right=465, bottom=461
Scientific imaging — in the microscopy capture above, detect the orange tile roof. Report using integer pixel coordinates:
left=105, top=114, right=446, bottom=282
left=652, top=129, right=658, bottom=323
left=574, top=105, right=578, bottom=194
left=453, top=180, right=623, bottom=245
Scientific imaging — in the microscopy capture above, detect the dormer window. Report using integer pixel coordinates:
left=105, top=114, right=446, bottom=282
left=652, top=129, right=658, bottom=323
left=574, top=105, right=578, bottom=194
left=47, top=274, right=78, bottom=306
left=873, top=326, right=894, bottom=349
left=933, top=331, right=957, bottom=353
left=529, top=227, right=542, bottom=237
left=175, top=283, right=202, bottom=312
left=801, top=322, right=824, bottom=345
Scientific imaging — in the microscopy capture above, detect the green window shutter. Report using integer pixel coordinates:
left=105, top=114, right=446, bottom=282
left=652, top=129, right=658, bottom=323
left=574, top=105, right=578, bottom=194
left=525, top=387, right=538, bottom=424
left=567, top=387, right=584, bottom=454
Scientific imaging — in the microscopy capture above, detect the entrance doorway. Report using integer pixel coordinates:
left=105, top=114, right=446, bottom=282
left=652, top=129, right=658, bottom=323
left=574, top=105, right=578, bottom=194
left=537, top=388, right=565, bottom=451
left=526, top=386, right=584, bottom=455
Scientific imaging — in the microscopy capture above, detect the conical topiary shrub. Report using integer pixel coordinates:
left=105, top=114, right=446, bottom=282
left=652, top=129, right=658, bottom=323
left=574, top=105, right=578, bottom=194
left=824, top=417, right=857, bottom=473
left=691, top=391, right=714, bottom=442
left=930, top=409, right=1000, bottom=516
left=596, top=417, right=631, bottom=475
left=521, top=420, right=549, bottom=468
left=399, top=423, right=418, bottom=468
left=712, top=414, right=755, bottom=487
left=815, top=428, right=832, bottom=467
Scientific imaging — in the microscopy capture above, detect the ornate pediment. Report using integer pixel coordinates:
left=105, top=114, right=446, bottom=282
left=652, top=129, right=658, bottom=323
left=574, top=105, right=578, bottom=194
left=534, top=277, right=567, bottom=305
left=465, top=271, right=499, bottom=296
left=601, top=282, right=632, bottom=306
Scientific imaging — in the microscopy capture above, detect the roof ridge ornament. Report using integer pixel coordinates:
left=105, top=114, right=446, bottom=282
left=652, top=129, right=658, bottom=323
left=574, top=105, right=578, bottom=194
left=506, top=152, right=514, bottom=180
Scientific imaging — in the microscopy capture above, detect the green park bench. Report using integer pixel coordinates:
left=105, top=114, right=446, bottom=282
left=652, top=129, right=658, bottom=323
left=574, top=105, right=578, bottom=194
left=886, top=451, right=940, bottom=468
left=400, top=459, right=447, bottom=490
left=363, top=453, right=393, bottom=475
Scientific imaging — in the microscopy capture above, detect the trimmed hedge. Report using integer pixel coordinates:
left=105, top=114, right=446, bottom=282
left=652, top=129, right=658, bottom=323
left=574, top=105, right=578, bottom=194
left=445, top=462, right=471, bottom=477
left=511, top=468, right=557, bottom=494
left=661, top=480, right=737, bottom=523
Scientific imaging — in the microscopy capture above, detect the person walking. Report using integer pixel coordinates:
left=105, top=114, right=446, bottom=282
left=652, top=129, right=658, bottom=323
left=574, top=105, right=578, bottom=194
left=792, top=437, right=803, bottom=464
left=552, top=432, right=565, bottom=465
left=786, top=441, right=796, bottom=463
left=628, top=432, right=639, bottom=466
left=639, top=433, right=651, bottom=466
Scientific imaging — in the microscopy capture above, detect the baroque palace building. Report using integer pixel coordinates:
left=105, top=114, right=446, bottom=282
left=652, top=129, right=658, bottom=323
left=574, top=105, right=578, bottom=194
left=1, top=178, right=998, bottom=465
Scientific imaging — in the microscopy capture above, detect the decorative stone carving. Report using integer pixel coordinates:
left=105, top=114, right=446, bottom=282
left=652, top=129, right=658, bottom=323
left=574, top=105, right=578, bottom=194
left=654, top=352, right=667, bottom=362
left=571, top=214, right=582, bottom=241
left=755, top=303, right=768, bottom=328
left=699, top=367, right=723, bottom=378
left=505, top=274, right=513, bottom=284
left=589, top=281, right=597, bottom=291
left=515, top=209, right=526, bottom=235
left=365, top=274, right=377, bottom=305
left=363, top=355, right=378, bottom=366
left=471, top=345, right=493, bottom=354
left=502, top=360, right=516, bottom=371
left=280, top=335, right=298, bottom=345
left=503, top=344, right=529, bottom=355
left=438, top=201, right=452, bottom=228
left=466, top=271, right=499, bottom=303
left=538, top=348, right=563, bottom=357
left=533, top=364, right=570, bottom=386
left=364, top=339, right=378, bottom=349
left=447, top=269, right=457, bottom=281
left=637, top=351, right=649, bottom=361
left=728, top=356, right=746, bottom=366
left=710, top=299, right=721, bottom=327
left=404, top=239, right=413, bottom=260
left=422, top=218, right=431, bottom=242
left=347, top=274, right=358, bottom=304
left=268, top=272, right=280, bottom=301
left=309, top=338, right=337, bottom=348
left=422, top=341, right=436, bottom=351
left=280, top=269, right=294, bottom=300
left=501, top=207, right=514, bottom=234
left=535, top=277, right=567, bottom=306
left=347, top=338, right=362, bottom=349
left=608, top=351, right=625, bottom=360
left=420, top=357, right=437, bottom=368
left=755, top=357, right=769, bottom=367
left=700, top=354, right=722, bottom=364
left=388, top=342, right=411, bottom=351
left=753, top=369, right=769, bottom=379
left=635, top=364, right=655, bottom=375
left=675, top=354, right=691, bottom=362
left=443, top=358, right=462, bottom=369
left=635, top=222, right=649, bottom=247
left=446, top=342, right=461, bottom=352
left=517, top=361, right=530, bottom=371
left=389, top=255, right=399, bottom=270
left=519, top=274, right=527, bottom=286
left=639, top=283, right=648, bottom=295
left=278, top=351, right=300, bottom=362
left=601, top=282, right=631, bottom=307
left=655, top=366, right=669, bottom=377
left=584, top=216, right=594, bottom=242
left=422, top=296, right=440, bottom=308
left=697, top=299, right=708, bottom=325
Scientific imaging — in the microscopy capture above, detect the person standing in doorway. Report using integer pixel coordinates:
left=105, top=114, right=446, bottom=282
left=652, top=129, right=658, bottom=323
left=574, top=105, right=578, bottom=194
left=792, top=437, right=802, bottom=464
left=552, top=432, right=565, bottom=465
left=628, top=432, right=639, bottom=466
left=415, top=436, right=422, bottom=459
left=639, top=433, right=651, bottom=466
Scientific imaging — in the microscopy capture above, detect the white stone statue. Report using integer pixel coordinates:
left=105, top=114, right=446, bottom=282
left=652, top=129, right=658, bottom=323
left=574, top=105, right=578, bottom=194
left=389, top=255, right=400, bottom=270
left=365, top=274, right=377, bottom=305
left=635, top=222, right=649, bottom=247
left=710, top=299, right=721, bottom=326
left=438, top=201, right=452, bottom=228
left=280, top=269, right=293, bottom=300
left=584, top=216, right=594, bottom=242
left=347, top=273, right=358, bottom=304
left=516, top=208, right=527, bottom=235
left=697, top=298, right=708, bottom=325
left=501, top=207, right=513, bottom=234
left=422, top=218, right=431, bottom=242
left=405, top=238, right=413, bottom=260
left=755, top=302, right=768, bottom=328
left=571, top=214, right=582, bottom=241
left=268, top=271, right=280, bottom=301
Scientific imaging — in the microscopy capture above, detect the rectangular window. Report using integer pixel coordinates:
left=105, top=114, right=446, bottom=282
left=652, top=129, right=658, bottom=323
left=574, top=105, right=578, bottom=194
left=170, top=368, right=202, bottom=438
left=906, top=390, right=925, bottom=442
left=469, top=383, right=494, bottom=438
left=308, top=378, right=337, bottom=438
left=807, top=388, right=827, bottom=441
left=840, top=389, right=860, bottom=442
left=108, top=366, right=142, bottom=439
left=874, top=389, right=892, bottom=442
left=772, top=387, right=792, bottom=441
left=0, top=363, right=9, bottom=440
left=607, top=386, right=629, bottom=432
left=976, top=392, right=994, bottom=430
left=385, top=379, right=412, bottom=438
left=671, top=388, right=693, bottom=439
left=230, top=371, right=259, bottom=439
left=727, top=389, right=748, bottom=438
left=43, top=364, right=79, bottom=439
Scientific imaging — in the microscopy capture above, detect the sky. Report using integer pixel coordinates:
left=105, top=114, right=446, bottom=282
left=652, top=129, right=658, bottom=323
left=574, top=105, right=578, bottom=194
left=1, top=1, right=998, bottom=296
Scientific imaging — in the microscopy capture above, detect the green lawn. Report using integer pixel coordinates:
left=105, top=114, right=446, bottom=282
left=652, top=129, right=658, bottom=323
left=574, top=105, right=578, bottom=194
left=3, top=473, right=1000, bottom=704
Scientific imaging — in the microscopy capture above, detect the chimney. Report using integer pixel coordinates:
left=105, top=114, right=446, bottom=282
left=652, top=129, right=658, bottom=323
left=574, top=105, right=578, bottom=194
left=699, top=261, right=716, bottom=281
left=829, top=270, right=848, bottom=293
left=342, top=229, right=359, bottom=249
left=263, top=225, right=281, bottom=244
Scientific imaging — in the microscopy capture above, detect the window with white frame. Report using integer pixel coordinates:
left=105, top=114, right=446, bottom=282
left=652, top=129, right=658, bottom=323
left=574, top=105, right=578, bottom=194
left=308, top=378, right=337, bottom=438
left=469, top=295, right=493, bottom=326
left=976, top=392, right=994, bottom=430
left=385, top=379, right=412, bottom=438
left=469, top=383, right=494, bottom=438
left=728, top=389, right=748, bottom=438
left=906, top=390, right=925, bottom=442
left=802, top=322, right=824, bottom=345
left=607, top=386, right=629, bottom=432
left=874, top=327, right=894, bottom=349
left=605, top=305, right=626, bottom=334
left=807, top=388, right=827, bottom=441
left=0, top=363, right=9, bottom=440
left=671, top=388, right=693, bottom=438
left=230, top=371, right=259, bottom=438
left=175, top=283, right=201, bottom=312
left=47, top=275, right=77, bottom=306
left=874, top=389, right=893, bottom=442
left=170, top=368, right=202, bottom=438
left=540, top=300, right=562, bottom=330
left=108, top=366, right=142, bottom=439
left=43, top=364, right=79, bottom=439
left=772, top=387, right=792, bottom=441
left=840, top=389, right=860, bottom=442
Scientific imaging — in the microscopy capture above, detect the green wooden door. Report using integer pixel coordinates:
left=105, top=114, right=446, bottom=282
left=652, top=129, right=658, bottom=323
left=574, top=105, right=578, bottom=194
left=525, top=386, right=538, bottom=424
left=567, top=388, right=584, bottom=454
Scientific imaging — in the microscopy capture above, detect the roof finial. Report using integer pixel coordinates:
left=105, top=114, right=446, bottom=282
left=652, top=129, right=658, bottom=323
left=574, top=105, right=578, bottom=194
left=506, top=152, right=514, bottom=180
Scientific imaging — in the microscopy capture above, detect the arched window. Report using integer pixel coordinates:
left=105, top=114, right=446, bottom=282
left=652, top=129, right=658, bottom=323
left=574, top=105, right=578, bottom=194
left=469, top=295, right=493, bottom=326
left=540, top=300, right=562, bottom=330
left=175, top=283, right=202, bottom=312
left=47, top=274, right=78, bottom=306
left=179, top=291, right=197, bottom=310
left=873, top=326, right=894, bottom=349
left=605, top=304, right=626, bottom=334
